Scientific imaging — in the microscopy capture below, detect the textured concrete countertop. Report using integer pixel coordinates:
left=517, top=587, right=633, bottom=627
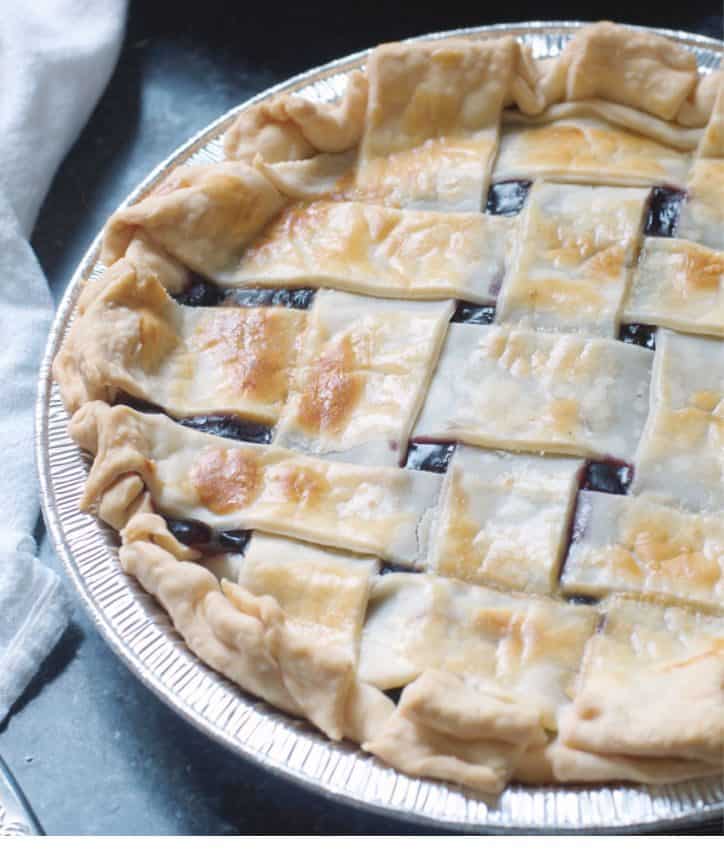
left=1, top=2, right=721, bottom=834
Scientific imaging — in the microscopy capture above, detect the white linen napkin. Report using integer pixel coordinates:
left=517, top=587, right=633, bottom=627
left=0, top=0, right=127, bottom=722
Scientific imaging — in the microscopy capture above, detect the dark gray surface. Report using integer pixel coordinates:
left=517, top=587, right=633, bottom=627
left=1, top=2, right=722, bottom=835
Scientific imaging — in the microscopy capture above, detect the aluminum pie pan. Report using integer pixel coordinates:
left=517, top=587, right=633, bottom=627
left=36, top=21, right=724, bottom=833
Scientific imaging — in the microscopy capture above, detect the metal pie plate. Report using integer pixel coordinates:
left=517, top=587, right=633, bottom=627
left=36, top=21, right=724, bottom=833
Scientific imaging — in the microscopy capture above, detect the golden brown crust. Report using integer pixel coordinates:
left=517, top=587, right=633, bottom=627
left=102, top=162, right=286, bottom=279
left=223, top=71, right=367, bottom=163
left=54, top=252, right=307, bottom=424
left=559, top=21, right=698, bottom=121
left=120, top=512, right=385, bottom=740
left=97, top=473, right=153, bottom=531
left=69, top=401, right=153, bottom=519
left=53, top=259, right=177, bottom=413
left=561, top=596, right=724, bottom=766
left=69, top=402, right=442, bottom=562
left=364, top=670, right=546, bottom=794
left=699, top=71, right=724, bottom=156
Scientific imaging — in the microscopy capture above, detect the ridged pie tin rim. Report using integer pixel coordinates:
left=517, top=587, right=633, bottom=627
left=36, top=22, right=724, bottom=833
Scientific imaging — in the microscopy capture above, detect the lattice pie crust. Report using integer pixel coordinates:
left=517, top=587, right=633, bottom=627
left=54, top=22, right=724, bottom=794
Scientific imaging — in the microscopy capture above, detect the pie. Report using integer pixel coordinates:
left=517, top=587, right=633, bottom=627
left=53, top=22, right=724, bottom=795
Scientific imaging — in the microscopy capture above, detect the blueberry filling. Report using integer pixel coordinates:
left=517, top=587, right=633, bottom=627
left=166, top=518, right=212, bottom=546
left=114, top=392, right=164, bottom=415
left=174, top=278, right=224, bottom=307
left=114, top=394, right=272, bottom=445
left=485, top=180, right=531, bottom=216
left=164, top=517, right=250, bottom=554
left=176, top=414, right=272, bottom=444
left=379, top=562, right=420, bottom=575
left=383, top=687, right=404, bottom=704
left=644, top=187, right=685, bottom=238
left=619, top=323, right=657, bottom=350
left=451, top=302, right=496, bottom=324
left=215, top=529, right=251, bottom=554
left=565, top=594, right=600, bottom=606
left=581, top=459, right=633, bottom=495
left=221, top=287, right=315, bottom=310
left=173, top=277, right=315, bottom=310
left=404, top=442, right=455, bottom=473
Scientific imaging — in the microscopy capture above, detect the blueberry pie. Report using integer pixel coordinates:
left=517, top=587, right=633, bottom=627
left=54, top=22, right=724, bottom=794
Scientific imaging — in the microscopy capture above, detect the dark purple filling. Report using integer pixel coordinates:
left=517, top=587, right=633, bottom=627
left=451, top=302, right=496, bottom=324
left=221, top=287, right=315, bottom=310
left=581, top=459, right=633, bottom=495
left=619, top=323, right=657, bottom=350
left=379, top=563, right=420, bottom=575
left=215, top=529, right=251, bottom=553
left=644, top=187, right=685, bottom=238
left=404, top=442, right=455, bottom=473
left=166, top=518, right=212, bottom=546
left=565, top=594, right=600, bottom=606
left=174, top=278, right=224, bottom=307
left=164, top=517, right=250, bottom=554
left=176, top=414, right=272, bottom=444
left=174, top=277, right=315, bottom=310
left=383, top=687, right=403, bottom=704
left=115, top=393, right=164, bottom=414
left=115, top=394, right=272, bottom=445
left=485, top=180, right=531, bottom=217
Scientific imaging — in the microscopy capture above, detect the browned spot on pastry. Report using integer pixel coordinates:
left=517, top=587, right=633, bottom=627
left=437, top=469, right=483, bottom=581
left=579, top=703, right=601, bottom=721
left=525, top=124, right=587, bottom=164
left=543, top=398, right=580, bottom=436
left=628, top=526, right=720, bottom=585
left=582, top=245, right=626, bottom=279
left=680, top=245, right=724, bottom=292
left=280, top=464, right=329, bottom=507
left=539, top=220, right=626, bottom=279
left=192, top=308, right=303, bottom=406
left=473, top=607, right=516, bottom=637
left=689, top=390, right=721, bottom=413
left=297, top=337, right=363, bottom=435
left=519, top=124, right=666, bottom=177
left=242, top=202, right=319, bottom=266
left=474, top=609, right=530, bottom=667
left=190, top=447, right=260, bottom=514
left=592, top=545, right=643, bottom=579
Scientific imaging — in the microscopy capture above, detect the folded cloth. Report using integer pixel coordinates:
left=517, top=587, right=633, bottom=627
left=0, top=0, right=127, bottom=723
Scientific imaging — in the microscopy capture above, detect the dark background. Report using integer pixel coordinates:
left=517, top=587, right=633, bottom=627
left=1, top=0, right=721, bottom=835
